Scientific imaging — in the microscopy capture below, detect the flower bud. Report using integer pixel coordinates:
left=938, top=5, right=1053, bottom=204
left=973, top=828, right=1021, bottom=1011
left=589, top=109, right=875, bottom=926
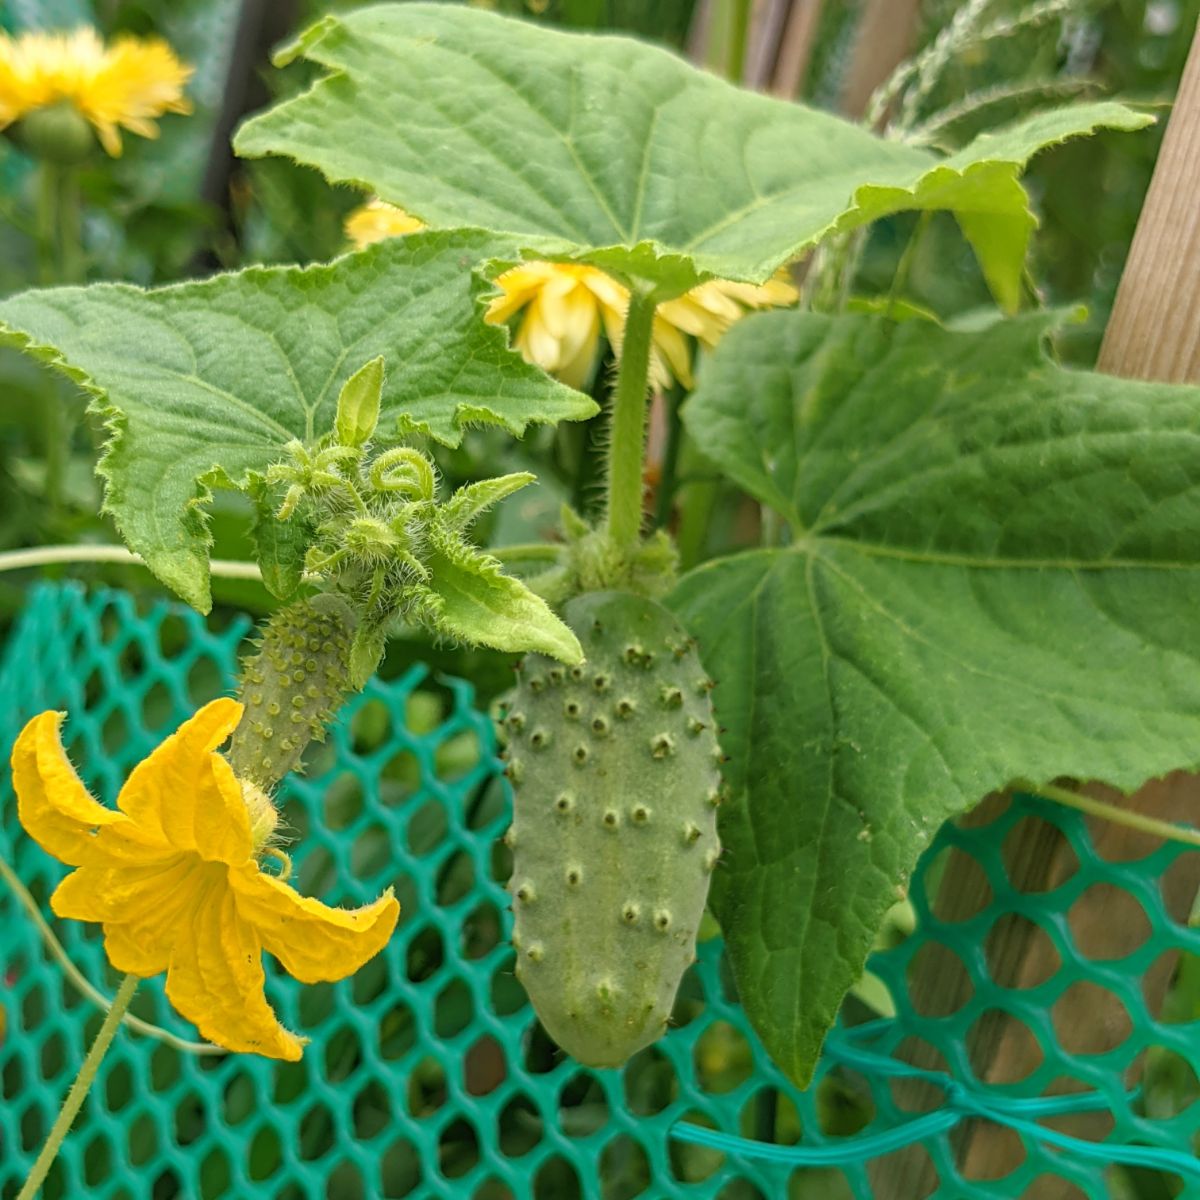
left=11, top=102, right=97, bottom=165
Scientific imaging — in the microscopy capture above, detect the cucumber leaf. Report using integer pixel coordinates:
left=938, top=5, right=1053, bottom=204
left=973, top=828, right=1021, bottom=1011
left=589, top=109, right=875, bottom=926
left=0, top=231, right=595, bottom=612
left=234, top=3, right=1149, bottom=306
left=672, top=311, right=1200, bottom=1085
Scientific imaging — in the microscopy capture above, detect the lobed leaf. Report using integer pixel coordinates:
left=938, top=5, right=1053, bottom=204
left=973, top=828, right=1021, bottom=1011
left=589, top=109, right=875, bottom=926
left=0, top=231, right=595, bottom=611
left=672, top=310, right=1200, bottom=1085
left=235, top=3, right=1149, bottom=305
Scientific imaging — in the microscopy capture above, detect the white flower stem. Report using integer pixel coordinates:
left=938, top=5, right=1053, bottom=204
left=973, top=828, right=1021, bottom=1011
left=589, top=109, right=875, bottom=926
left=0, top=543, right=263, bottom=581
left=18, top=973, right=139, bottom=1200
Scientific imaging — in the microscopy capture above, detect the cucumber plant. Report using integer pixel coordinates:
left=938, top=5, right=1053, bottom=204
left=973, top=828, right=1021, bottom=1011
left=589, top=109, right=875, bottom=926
left=4, top=4, right=1200, bottom=1093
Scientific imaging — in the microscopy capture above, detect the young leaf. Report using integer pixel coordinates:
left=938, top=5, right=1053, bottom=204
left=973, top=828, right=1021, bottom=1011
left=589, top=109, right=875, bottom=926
left=248, top=477, right=310, bottom=602
left=235, top=3, right=1149, bottom=306
left=349, top=621, right=389, bottom=691
left=0, top=231, right=596, bottom=612
left=672, top=310, right=1200, bottom=1087
left=443, top=472, right=535, bottom=531
left=424, top=540, right=584, bottom=665
left=335, top=354, right=384, bottom=448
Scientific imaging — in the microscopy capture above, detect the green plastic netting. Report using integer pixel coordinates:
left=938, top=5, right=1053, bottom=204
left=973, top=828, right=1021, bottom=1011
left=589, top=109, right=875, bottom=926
left=1, top=583, right=1198, bottom=1199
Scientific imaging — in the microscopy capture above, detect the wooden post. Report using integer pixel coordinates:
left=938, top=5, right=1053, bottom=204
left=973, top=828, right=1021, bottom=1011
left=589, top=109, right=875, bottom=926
left=841, top=0, right=922, bottom=119
left=770, top=0, right=825, bottom=98
left=1099, top=21, right=1200, bottom=379
left=878, top=19, right=1200, bottom=1200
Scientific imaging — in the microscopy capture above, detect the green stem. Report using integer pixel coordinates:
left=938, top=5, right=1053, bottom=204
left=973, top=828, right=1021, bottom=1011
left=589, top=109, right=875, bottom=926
left=35, top=165, right=66, bottom=525
left=19, top=973, right=139, bottom=1200
left=761, top=505, right=780, bottom=548
left=726, top=0, right=753, bottom=82
left=492, top=543, right=561, bottom=565
left=56, top=167, right=85, bottom=285
left=35, top=163, right=58, bottom=286
left=653, top=382, right=686, bottom=530
left=35, top=165, right=83, bottom=529
left=605, top=287, right=657, bottom=549
left=0, top=543, right=264, bottom=580
left=887, top=211, right=932, bottom=318
left=1016, top=780, right=1200, bottom=850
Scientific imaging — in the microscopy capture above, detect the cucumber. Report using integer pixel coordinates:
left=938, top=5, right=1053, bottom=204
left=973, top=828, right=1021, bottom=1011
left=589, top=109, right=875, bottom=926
left=502, top=590, right=722, bottom=1067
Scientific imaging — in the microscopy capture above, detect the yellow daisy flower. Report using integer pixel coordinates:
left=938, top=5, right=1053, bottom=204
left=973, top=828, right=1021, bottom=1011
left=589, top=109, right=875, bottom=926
left=0, top=27, right=192, bottom=157
left=12, top=698, right=399, bottom=1061
left=345, top=199, right=426, bottom=249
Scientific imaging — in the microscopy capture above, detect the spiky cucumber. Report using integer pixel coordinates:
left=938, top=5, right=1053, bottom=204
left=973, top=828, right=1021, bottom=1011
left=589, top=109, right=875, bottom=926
left=502, top=590, right=722, bottom=1067
left=228, top=594, right=356, bottom=790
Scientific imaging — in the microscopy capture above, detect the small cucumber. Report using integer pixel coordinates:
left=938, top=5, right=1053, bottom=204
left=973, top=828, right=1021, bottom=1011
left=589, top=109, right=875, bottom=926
left=502, top=590, right=722, bottom=1067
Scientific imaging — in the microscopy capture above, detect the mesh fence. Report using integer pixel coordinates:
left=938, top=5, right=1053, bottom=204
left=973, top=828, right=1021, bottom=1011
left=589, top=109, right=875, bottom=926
left=0, top=582, right=1197, bottom=1200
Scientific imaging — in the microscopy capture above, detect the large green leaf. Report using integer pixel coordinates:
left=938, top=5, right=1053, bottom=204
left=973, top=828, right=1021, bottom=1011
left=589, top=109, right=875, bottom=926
left=0, top=231, right=595, bottom=612
left=671, top=311, right=1200, bottom=1085
left=234, top=3, right=1149, bottom=306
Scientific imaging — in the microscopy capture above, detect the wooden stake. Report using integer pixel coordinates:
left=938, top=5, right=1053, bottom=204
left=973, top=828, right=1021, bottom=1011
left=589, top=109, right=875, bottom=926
left=770, top=0, right=825, bottom=98
left=881, top=19, right=1200, bottom=1200
left=841, top=0, right=922, bottom=119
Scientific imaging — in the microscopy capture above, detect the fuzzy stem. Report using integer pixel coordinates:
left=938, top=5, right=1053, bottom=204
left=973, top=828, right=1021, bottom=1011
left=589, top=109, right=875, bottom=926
left=18, top=973, right=139, bottom=1200
left=1016, top=780, right=1200, bottom=850
left=605, top=288, right=657, bottom=548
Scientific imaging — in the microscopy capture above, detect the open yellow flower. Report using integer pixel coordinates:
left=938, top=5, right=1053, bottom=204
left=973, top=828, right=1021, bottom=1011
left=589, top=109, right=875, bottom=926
left=12, top=698, right=399, bottom=1060
left=345, top=199, right=426, bottom=249
left=0, top=27, right=192, bottom=157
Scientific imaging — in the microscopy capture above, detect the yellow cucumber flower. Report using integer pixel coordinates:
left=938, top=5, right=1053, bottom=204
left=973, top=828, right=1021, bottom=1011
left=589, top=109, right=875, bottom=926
left=486, top=260, right=627, bottom=390
left=11, top=698, right=399, bottom=1061
left=651, top=271, right=800, bottom=390
left=343, top=203, right=797, bottom=391
left=487, top=261, right=798, bottom=391
left=345, top=198, right=426, bottom=249
left=0, top=26, right=192, bottom=157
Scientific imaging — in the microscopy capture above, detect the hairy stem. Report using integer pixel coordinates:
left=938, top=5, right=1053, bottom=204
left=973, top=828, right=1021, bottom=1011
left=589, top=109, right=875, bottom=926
left=605, top=288, right=657, bottom=548
left=18, top=973, right=138, bottom=1200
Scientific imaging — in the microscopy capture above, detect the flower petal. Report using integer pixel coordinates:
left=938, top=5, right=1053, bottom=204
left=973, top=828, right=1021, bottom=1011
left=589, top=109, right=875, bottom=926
left=230, top=864, right=399, bottom=984
left=116, top=698, right=252, bottom=864
left=12, top=711, right=133, bottom=866
left=54, top=856, right=204, bottom=975
left=166, top=878, right=304, bottom=1061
